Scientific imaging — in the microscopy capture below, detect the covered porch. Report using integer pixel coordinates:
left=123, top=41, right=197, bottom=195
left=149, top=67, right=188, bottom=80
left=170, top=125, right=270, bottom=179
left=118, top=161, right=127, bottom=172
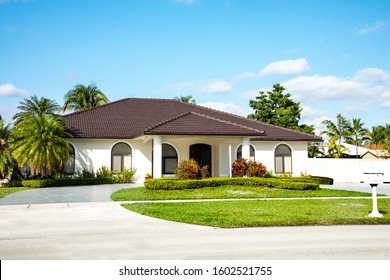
left=149, top=135, right=254, bottom=179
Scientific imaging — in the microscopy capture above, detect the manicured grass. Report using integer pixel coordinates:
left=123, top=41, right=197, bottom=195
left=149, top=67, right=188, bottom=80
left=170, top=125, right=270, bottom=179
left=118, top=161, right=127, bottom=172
left=122, top=198, right=390, bottom=228
left=111, top=185, right=375, bottom=201
left=0, top=187, right=29, bottom=198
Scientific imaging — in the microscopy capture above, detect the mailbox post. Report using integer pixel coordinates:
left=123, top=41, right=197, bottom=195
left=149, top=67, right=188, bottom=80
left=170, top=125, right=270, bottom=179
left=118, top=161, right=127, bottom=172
left=364, top=172, right=384, bottom=218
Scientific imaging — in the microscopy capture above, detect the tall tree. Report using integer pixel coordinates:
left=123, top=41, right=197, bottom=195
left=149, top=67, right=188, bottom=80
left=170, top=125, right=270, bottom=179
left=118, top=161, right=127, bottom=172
left=369, top=124, right=390, bottom=152
left=248, top=83, right=314, bottom=134
left=11, top=114, right=71, bottom=178
left=345, top=118, right=370, bottom=158
left=174, top=95, right=196, bottom=104
left=321, top=114, right=351, bottom=157
left=0, top=115, right=13, bottom=179
left=62, top=83, right=109, bottom=112
left=13, top=95, right=60, bottom=124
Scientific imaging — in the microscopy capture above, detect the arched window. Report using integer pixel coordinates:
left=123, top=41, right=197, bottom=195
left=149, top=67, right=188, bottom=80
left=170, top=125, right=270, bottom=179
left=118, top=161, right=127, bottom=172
left=237, top=145, right=255, bottom=161
left=64, top=144, right=75, bottom=175
left=275, top=144, right=292, bottom=174
left=111, top=142, right=132, bottom=172
left=162, top=144, right=178, bottom=174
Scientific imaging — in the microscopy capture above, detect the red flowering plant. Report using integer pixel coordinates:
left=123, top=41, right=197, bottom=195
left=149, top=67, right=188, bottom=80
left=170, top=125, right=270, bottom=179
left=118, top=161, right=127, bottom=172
left=246, top=160, right=267, bottom=177
left=199, top=165, right=210, bottom=179
left=174, top=159, right=199, bottom=179
left=231, top=158, right=267, bottom=177
left=231, top=158, right=247, bottom=177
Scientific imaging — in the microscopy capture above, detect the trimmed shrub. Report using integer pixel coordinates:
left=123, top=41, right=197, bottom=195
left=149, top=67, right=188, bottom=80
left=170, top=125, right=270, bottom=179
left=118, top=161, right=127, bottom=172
left=144, top=177, right=320, bottom=191
left=232, top=159, right=268, bottom=178
left=199, top=165, right=210, bottom=179
left=22, top=177, right=114, bottom=188
left=231, top=158, right=247, bottom=177
left=304, top=176, right=334, bottom=185
left=80, top=169, right=95, bottom=178
left=114, top=168, right=136, bottom=183
left=246, top=160, right=267, bottom=177
left=96, top=166, right=113, bottom=178
left=174, top=159, right=199, bottom=179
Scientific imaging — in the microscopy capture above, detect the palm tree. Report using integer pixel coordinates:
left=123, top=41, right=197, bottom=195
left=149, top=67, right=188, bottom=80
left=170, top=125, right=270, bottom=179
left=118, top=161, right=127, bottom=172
left=11, top=114, right=72, bottom=178
left=62, top=83, right=109, bottom=112
left=13, top=95, right=60, bottom=124
left=345, top=118, right=370, bottom=158
left=0, top=115, right=13, bottom=179
left=321, top=114, right=351, bottom=157
left=174, top=95, right=196, bottom=104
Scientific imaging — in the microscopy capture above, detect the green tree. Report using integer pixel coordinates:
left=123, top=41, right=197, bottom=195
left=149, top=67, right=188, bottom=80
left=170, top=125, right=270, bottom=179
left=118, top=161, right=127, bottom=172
left=321, top=114, right=352, bottom=158
left=174, top=95, right=196, bottom=104
left=62, top=83, right=109, bottom=112
left=248, top=83, right=314, bottom=134
left=13, top=95, right=60, bottom=124
left=369, top=124, right=390, bottom=152
left=0, top=115, right=13, bottom=179
left=11, top=114, right=72, bottom=178
left=345, top=118, right=370, bottom=158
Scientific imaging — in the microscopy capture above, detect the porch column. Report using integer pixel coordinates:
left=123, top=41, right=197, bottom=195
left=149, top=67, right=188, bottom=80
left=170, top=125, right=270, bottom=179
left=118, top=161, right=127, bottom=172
left=153, top=135, right=162, bottom=178
left=242, top=136, right=250, bottom=160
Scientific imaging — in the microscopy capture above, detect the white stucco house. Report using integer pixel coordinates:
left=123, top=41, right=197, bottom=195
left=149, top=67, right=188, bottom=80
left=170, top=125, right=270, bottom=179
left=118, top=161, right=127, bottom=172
left=63, top=98, right=322, bottom=182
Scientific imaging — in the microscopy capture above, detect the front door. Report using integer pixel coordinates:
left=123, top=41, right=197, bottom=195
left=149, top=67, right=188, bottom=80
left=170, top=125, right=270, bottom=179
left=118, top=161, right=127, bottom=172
left=189, top=144, right=212, bottom=176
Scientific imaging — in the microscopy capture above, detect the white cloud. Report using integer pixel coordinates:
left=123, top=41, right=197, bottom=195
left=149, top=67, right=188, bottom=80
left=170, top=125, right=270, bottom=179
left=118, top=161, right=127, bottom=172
left=0, top=104, right=18, bottom=123
left=0, top=83, right=29, bottom=97
left=165, top=79, right=232, bottom=94
left=198, top=101, right=251, bottom=117
left=202, top=80, right=232, bottom=93
left=259, top=58, right=310, bottom=76
left=283, top=74, right=377, bottom=102
left=354, top=68, right=390, bottom=82
left=355, top=20, right=385, bottom=36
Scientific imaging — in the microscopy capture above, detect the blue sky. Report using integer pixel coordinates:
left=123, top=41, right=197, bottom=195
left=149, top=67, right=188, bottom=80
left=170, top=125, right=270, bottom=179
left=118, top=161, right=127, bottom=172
left=1, top=0, right=389, bottom=134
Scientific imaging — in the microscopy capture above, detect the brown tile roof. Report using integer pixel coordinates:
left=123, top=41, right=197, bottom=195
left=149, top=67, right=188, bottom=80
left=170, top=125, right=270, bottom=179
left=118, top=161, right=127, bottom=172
left=64, top=98, right=322, bottom=141
left=145, top=111, right=265, bottom=136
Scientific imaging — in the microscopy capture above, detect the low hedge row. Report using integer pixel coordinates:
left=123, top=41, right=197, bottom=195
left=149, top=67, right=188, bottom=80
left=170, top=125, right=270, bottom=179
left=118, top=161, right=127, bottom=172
left=273, top=176, right=334, bottom=185
left=21, top=177, right=114, bottom=188
left=144, top=177, right=320, bottom=191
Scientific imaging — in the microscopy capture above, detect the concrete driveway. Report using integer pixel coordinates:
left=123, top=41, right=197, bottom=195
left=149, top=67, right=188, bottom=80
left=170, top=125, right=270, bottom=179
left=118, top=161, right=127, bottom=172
left=0, top=183, right=142, bottom=205
left=1, top=183, right=390, bottom=259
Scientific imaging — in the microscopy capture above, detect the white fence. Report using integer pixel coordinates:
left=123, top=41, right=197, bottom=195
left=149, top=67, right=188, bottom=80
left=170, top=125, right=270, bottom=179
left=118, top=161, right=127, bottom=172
left=307, top=158, right=390, bottom=183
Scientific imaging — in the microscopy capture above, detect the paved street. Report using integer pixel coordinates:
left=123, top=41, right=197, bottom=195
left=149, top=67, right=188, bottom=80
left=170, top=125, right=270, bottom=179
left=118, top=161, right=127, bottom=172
left=0, top=183, right=389, bottom=260
left=0, top=201, right=389, bottom=260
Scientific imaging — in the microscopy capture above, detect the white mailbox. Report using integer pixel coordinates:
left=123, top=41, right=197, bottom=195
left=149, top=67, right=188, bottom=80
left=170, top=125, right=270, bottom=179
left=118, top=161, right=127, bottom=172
left=363, top=172, right=384, bottom=218
left=363, top=172, right=384, bottom=186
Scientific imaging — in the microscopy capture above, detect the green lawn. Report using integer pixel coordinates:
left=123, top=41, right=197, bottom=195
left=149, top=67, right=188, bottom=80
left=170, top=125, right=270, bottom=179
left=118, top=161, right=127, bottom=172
left=111, top=185, right=375, bottom=201
left=122, top=198, right=390, bottom=228
left=0, top=187, right=28, bottom=198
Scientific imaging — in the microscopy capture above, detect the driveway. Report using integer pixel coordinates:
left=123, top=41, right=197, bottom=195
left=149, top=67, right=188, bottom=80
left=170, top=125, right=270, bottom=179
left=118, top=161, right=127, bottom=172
left=0, top=183, right=142, bottom=205
left=322, top=182, right=390, bottom=195
left=0, top=182, right=390, bottom=259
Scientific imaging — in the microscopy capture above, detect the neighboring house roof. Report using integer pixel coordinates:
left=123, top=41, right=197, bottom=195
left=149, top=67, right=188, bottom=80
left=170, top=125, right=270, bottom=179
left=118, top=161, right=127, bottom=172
left=342, top=142, right=389, bottom=158
left=63, top=98, right=322, bottom=141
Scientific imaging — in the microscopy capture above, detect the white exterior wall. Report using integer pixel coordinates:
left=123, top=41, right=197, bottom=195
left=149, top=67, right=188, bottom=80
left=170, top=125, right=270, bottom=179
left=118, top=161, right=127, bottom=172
left=252, top=141, right=309, bottom=177
left=68, top=138, right=152, bottom=183
left=307, top=158, right=390, bottom=183
left=69, top=137, right=311, bottom=183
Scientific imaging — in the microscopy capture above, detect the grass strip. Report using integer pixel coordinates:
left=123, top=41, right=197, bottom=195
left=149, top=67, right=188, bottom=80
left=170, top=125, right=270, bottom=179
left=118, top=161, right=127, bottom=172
left=122, top=198, right=390, bottom=228
left=111, top=186, right=376, bottom=201
left=0, top=187, right=29, bottom=198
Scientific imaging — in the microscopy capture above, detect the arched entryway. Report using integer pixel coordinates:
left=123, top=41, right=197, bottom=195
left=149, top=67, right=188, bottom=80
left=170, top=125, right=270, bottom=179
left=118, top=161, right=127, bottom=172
left=190, top=144, right=212, bottom=176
